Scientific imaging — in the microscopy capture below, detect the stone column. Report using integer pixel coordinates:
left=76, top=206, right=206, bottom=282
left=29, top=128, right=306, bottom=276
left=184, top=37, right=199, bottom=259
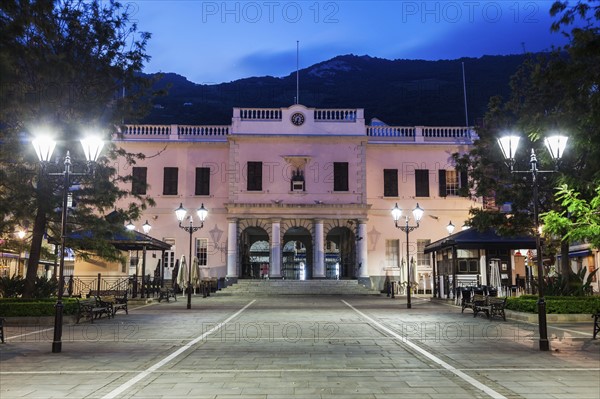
left=313, top=219, right=325, bottom=278
left=270, top=219, right=282, bottom=278
left=357, top=220, right=369, bottom=278
left=226, top=218, right=238, bottom=279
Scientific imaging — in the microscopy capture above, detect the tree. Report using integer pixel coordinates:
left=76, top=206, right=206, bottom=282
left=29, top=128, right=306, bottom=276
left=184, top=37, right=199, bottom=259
left=455, top=0, right=600, bottom=277
left=542, top=184, right=600, bottom=250
left=0, top=0, right=155, bottom=297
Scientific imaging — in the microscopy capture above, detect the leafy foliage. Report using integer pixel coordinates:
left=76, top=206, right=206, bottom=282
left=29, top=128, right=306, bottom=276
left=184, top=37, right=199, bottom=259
left=0, top=298, right=79, bottom=316
left=0, top=275, right=26, bottom=298
left=506, top=295, right=600, bottom=314
left=542, top=184, right=600, bottom=249
left=454, top=1, right=600, bottom=251
left=31, top=276, right=59, bottom=298
left=533, top=265, right=598, bottom=296
left=0, top=0, right=157, bottom=296
left=0, top=275, right=59, bottom=298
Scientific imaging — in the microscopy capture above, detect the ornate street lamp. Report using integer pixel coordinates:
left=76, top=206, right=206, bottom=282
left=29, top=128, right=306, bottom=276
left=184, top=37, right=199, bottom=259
left=497, top=133, right=567, bottom=351
left=142, top=220, right=152, bottom=235
left=446, top=221, right=455, bottom=235
left=392, top=203, right=424, bottom=309
left=174, top=203, right=208, bottom=309
left=32, top=132, right=104, bottom=353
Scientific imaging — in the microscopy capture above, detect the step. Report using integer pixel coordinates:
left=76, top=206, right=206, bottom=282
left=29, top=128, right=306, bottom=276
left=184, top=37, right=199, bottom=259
left=221, top=280, right=380, bottom=296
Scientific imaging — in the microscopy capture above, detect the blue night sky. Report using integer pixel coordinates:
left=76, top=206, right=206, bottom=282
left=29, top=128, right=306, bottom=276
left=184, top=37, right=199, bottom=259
left=131, top=1, right=570, bottom=84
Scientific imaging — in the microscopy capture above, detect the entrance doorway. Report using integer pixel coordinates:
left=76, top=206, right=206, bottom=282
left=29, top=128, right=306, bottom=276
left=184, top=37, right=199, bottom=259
left=282, top=226, right=313, bottom=280
left=326, top=227, right=356, bottom=279
left=240, top=227, right=269, bottom=279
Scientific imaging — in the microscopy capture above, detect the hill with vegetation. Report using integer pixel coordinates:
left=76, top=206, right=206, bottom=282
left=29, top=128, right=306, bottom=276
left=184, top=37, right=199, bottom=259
left=138, top=54, right=528, bottom=127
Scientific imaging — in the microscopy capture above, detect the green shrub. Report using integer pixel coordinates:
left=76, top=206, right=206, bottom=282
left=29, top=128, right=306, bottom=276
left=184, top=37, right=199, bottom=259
left=0, top=275, right=26, bottom=297
left=506, top=296, right=600, bottom=314
left=0, top=298, right=79, bottom=317
left=31, top=276, right=58, bottom=298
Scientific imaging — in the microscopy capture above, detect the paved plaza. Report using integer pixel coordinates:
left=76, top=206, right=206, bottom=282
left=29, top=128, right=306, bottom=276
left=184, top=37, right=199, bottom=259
left=1, top=293, right=599, bottom=399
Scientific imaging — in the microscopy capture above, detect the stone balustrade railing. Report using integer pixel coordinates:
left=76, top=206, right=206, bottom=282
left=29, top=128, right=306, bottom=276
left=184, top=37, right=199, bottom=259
left=122, top=124, right=171, bottom=137
left=117, top=123, right=475, bottom=143
left=366, top=126, right=415, bottom=137
left=178, top=125, right=230, bottom=136
left=118, top=124, right=229, bottom=139
left=422, top=126, right=472, bottom=138
left=239, top=108, right=282, bottom=120
left=314, top=108, right=357, bottom=122
left=367, top=126, right=475, bottom=142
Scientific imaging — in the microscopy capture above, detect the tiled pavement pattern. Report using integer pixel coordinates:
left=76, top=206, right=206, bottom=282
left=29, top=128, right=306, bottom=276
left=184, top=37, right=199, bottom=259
left=1, top=294, right=599, bottom=399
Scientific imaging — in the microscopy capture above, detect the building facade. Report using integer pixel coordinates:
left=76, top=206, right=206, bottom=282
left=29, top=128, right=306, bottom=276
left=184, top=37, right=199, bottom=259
left=113, top=104, right=482, bottom=291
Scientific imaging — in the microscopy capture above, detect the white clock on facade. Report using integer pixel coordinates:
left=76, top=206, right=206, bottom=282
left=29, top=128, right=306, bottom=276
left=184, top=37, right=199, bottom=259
left=291, top=112, right=305, bottom=126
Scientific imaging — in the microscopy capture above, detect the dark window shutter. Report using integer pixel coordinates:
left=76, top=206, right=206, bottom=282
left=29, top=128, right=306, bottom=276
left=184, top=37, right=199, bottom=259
left=459, top=169, right=468, bottom=196
left=163, top=167, right=178, bottom=195
left=333, top=162, right=349, bottom=191
left=195, top=167, right=210, bottom=196
left=247, top=162, right=262, bottom=191
left=415, top=169, right=429, bottom=197
left=383, top=169, right=398, bottom=197
left=438, top=170, right=447, bottom=197
left=132, top=167, right=147, bottom=195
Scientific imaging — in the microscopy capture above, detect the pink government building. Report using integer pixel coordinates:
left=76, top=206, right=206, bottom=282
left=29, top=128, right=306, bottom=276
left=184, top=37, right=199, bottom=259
left=112, top=103, right=483, bottom=294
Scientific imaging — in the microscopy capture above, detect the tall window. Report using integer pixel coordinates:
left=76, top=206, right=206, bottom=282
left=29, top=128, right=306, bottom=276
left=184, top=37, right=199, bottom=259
left=196, top=238, right=208, bottom=266
left=417, top=239, right=431, bottom=267
left=247, top=161, right=263, bottom=191
left=163, top=248, right=175, bottom=269
left=195, top=167, right=210, bottom=196
left=132, top=167, right=147, bottom=195
left=385, top=239, right=400, bottom=267
left=415, top=169, right=429, bottom=197
left=439, top=169, right=467, bottom=197
left=383, top=169, right=398, bottom=197
left=163, top=167, right=178, bottom=195
left=333, top=162, right=349, bottom=191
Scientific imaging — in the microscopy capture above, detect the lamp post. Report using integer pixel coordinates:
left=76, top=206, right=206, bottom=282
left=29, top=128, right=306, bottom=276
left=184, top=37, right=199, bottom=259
left=391, top=203, right=424, bottom=309
left=498, top=133, right=567, bottom=352
left=126, top=220, right=152, bottom=298
left=32, top=133, right=104, bottom=353
left=174, top=203, right=208, bottom=309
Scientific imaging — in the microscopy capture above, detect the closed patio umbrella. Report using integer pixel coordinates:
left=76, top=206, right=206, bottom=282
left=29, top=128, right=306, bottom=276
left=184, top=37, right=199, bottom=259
left=177, top=255, right=188, bottom=290
left=191, top=256, right=200, bottom=289
left=489, top=260, right=502, bottom=296
left=172, top=258, right=179, bottom=286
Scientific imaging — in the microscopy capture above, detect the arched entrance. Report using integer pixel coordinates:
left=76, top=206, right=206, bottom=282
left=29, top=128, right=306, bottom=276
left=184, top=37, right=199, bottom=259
left=326, top=227, right=356, bottom=279
left=282, top=226, right=313, bottom=280
left=240, top=226, right=269, bottom=279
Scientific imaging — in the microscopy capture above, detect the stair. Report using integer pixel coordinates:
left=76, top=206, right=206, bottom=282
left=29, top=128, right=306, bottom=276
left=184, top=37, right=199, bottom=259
left=221, top=279, right=380, bottom=296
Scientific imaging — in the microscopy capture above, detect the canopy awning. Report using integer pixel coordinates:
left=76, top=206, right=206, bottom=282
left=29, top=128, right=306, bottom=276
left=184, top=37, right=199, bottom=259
left=424, top=228, right=536, bottom=254
left=67, top=229, right=171, bottom=251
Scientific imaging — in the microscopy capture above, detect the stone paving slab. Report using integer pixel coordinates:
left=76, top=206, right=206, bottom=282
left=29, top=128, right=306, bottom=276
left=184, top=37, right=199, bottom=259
left=0, top=294, right=598, bottom=398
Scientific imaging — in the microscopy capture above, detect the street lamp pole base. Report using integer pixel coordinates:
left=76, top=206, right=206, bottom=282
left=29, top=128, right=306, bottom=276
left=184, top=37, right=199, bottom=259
left=538, top=298, right=550, bottom=351
left=52, top=300, right=64, bottom=353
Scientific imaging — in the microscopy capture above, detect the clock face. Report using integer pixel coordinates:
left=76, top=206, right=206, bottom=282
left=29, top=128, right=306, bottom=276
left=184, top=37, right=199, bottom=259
left=291, top=112, right=305, bottom=126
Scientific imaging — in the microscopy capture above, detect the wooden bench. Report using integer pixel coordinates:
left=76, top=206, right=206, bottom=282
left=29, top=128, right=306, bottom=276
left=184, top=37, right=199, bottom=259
left=460, top=290, right=473, bottom=313
left=469, top=294, right=487, bottom=315
left=473, top=296, right=507, bottom=321
left=158, top=287, right=177, bottom=302
left=76, top=297, right=111, bottom=324
left=89, top=290, right=128, bottom=317
left=593, top=310, right=600, bottom=339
